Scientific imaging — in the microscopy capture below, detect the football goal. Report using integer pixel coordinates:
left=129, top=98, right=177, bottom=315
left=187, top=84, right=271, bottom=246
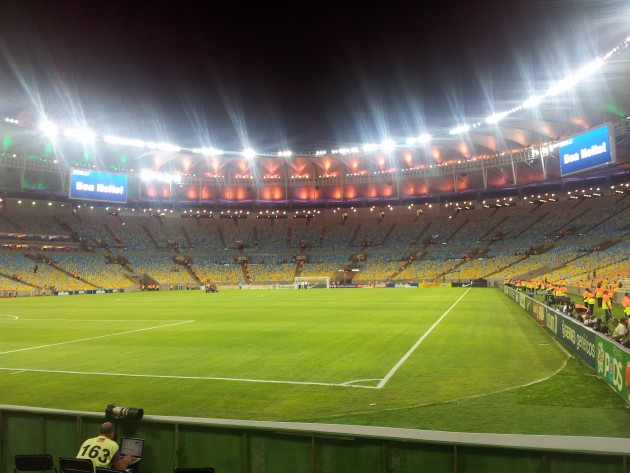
left=293, top=276, right=330, bottom=289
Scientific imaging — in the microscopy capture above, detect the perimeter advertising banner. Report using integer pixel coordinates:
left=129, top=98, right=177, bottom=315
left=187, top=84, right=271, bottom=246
left=597, top=337, right=630, bottom=403
left=418, top=282, right=451, bottom=288
left=69, top=169, right=128, bottom=204
left=503, top=285, right=629, bottom=404
left=544, top=307, right=559, bottom=336
left=558, top=314, right=597, bottom=369
left=558, top=124, right=616, bottom=176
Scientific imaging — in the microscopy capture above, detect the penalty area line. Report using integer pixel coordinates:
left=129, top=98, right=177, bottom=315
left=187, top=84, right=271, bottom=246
left=0, top=367, right=376, bottom=388
left=0, top=320, right=195, bottom=356
left=376, top=288, right=471, bottom=389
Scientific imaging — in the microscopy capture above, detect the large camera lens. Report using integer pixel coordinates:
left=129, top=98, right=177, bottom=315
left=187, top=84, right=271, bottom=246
left=106, top=404, right=144, bottom=420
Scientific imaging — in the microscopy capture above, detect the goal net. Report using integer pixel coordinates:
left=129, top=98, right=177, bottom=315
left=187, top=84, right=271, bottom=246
left=293, top=276, right=330, bottom=289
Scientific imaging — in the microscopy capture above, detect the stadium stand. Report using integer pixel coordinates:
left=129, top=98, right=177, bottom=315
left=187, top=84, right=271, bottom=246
left=0, top=189, right=629, bottom=292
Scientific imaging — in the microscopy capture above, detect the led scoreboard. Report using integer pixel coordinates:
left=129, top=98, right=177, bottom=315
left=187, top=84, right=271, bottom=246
left=559, top=124, right=616, bottom=176
left=69, top=170, right=128, bottom=204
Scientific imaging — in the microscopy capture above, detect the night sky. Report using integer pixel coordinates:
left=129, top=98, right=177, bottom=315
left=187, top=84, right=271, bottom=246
left=0, top=0, right=628, bottom=151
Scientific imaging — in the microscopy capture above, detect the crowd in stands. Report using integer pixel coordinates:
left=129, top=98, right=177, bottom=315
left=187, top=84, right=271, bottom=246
left=0, top=192, right=627, bottom=292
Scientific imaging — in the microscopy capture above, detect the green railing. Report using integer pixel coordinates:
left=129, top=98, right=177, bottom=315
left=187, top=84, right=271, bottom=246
left=1, top=403, right=629, bottom=473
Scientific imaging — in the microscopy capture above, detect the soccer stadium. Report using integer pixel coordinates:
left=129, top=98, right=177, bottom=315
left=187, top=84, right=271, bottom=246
left=2, top=9, right=630, bottom=473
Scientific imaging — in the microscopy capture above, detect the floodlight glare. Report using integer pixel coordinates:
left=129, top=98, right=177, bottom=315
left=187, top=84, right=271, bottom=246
left=104, top=135, right=145, bottom=148
left=576, top=58, right=604, bottom=80
left=243, top=148, right=256, bottom=159
left=64, top=127, right=96, bottom=143
left=199, top=147, right=223, bottom=156
left=380, top=139, right=396, bottom=152
left=417, top=133, right=432, bottom=144
left=362, top=143, right=378, bottom=152
left=39, top=120, right=59, bottom=138
left=546, top=76, right=578, bottom=97
left=523, top=95, right=543, bottom=109
left=449, top=124, right=470, bottom=135
left=406, top=137, right=417, bottom=145
left=485, top=111, right=509, bottom=125
left=157, top=143, right=181, bottom=152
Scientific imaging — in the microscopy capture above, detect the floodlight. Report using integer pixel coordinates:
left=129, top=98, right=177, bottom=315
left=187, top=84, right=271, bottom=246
left=380, top=139, right=396, bottom=152
left=523, top=95, right=543, bottom=109
left=63, top=127, right=96, bottom=143
left=157, top=143, right=181, bottom=152
left=576, top=58, right=604, bottom=80
left=243, top=148, right=256, bottom=159
left=362, top=143, right=378, bottom=152
left=485, top=111, right=509, bottom=125
left=104, top=135, right=145, bottom=148
left=39, top=120, right=59, bottom=138
left=449, top=124, right=470, bottom=135
left=406, top=137, right=417, bottom=145
left=199, top=147, right=223, bottom=156
left=417, top=133, right=431, bottom=144
left=140, top=170, right=155, bottom=182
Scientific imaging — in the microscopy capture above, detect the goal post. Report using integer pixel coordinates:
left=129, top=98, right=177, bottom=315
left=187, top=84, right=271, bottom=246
left=293, top=276, right=330, bottom=289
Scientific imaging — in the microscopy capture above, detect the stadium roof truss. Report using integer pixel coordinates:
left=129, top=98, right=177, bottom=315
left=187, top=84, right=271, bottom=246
left=1, top=36, right=630, bottom=206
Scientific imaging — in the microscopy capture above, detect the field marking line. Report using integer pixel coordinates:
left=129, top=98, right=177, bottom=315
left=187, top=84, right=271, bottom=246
left=0, top=315, right=19, bottom=320
left=376, top=288, right=471, bottom=389
left=340, top=378, right=381, bottom=387
left=9, top=370, right=24, bottom=375
left=311, top=355, right=573, bottom=421
left=0, top=320, right=195, bottom=356
left=0, top=366, right=376, bottom=388
left=2, top=318, right=188, bottom=322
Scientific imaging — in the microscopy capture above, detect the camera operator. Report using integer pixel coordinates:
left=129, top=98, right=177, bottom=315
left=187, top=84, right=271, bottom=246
left=77, top=422, right=134, bottom=471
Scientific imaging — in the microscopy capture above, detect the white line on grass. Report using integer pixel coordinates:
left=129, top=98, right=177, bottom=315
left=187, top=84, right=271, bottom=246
left=340, top=378, right=381, bottom=386
left=376, top=288, right=471, bottom=389
left=4, top=318, right=188, bottom=322
left=0, top=292, right=470, bottom=389
left=310, top=355, right=573, bottom=421
left=0, top=367, right=376, bottom=388
left=0, top=320, right=195, bottom=356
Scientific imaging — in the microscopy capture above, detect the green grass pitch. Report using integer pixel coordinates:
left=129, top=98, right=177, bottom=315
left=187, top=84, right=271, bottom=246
left=1, top=287, right=629, bottom=437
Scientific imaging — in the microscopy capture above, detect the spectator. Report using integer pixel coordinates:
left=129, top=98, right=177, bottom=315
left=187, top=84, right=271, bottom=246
left=610, top=318, right=627, bottom=344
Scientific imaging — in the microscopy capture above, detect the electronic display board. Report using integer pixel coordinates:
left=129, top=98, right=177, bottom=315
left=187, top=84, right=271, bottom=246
left=69, top=169, right=128, bottom=204
left=559, top=124, right=616, bottom=176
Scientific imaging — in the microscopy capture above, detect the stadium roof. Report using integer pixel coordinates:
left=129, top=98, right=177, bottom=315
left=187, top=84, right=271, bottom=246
left=1, top=3, right=630, bottom=206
